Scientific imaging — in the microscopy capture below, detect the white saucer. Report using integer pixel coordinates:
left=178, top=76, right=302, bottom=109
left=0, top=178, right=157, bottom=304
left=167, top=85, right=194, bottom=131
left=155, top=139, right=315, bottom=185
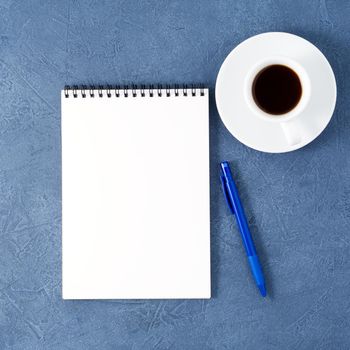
left=215, top=32, right=337, bottom=153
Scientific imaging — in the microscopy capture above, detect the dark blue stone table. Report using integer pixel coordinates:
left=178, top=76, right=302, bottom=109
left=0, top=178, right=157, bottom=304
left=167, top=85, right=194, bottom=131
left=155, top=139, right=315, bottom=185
left=0, top=1, right=349, bottom=349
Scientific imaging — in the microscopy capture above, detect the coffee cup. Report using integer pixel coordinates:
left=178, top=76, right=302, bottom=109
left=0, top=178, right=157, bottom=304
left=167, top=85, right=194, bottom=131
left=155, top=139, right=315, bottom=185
left=244, top=56, right=311, bottom=145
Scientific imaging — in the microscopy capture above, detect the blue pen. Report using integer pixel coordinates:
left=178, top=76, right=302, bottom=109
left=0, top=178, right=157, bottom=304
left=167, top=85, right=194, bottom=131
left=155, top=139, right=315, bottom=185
left=220, top=161, right=267, bottom=297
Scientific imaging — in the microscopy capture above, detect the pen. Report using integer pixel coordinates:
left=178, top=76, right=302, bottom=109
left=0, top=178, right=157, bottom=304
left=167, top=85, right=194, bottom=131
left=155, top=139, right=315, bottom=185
left=220, top=161, right=267, bottom=297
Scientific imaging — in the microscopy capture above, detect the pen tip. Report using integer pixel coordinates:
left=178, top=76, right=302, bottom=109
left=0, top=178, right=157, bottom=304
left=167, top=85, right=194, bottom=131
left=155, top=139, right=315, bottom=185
left=259, top=284, right=267, bottom=297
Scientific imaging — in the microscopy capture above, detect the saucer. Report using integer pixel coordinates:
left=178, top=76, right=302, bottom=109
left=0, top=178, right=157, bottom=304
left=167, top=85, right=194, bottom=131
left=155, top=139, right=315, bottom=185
left=215, top=32, right=337, bottom=153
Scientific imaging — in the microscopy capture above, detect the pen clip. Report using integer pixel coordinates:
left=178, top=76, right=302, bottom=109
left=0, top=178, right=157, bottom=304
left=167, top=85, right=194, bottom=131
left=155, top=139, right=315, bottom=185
left=220, top=174, right=235, bottom=215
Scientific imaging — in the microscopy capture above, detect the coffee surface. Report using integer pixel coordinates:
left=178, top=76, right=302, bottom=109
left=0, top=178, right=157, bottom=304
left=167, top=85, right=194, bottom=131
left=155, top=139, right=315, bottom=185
left=252, top=64, right=302, bottom=115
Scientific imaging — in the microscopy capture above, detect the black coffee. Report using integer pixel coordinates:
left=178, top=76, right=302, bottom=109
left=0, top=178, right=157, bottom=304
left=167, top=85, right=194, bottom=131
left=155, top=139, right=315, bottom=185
left=252, top=64, right=302, bottom=115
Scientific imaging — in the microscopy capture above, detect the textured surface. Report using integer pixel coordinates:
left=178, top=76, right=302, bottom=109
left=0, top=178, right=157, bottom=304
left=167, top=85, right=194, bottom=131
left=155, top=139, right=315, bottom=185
left=0, top=0, right=349, bottom=349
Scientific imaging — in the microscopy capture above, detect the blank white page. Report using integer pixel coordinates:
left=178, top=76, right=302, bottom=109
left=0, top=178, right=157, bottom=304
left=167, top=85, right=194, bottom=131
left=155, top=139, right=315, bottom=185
left=61, top=88, right=210, bottom=299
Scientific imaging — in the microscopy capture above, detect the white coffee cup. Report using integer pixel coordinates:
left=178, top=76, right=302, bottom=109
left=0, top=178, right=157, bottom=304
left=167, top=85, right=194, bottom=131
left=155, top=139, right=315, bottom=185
left=244, top=56, right=312, bottom=145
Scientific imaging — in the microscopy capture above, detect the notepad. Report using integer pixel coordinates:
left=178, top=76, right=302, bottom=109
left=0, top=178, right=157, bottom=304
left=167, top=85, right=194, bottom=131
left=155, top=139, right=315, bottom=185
left=61, top=85, right=210, bottom=299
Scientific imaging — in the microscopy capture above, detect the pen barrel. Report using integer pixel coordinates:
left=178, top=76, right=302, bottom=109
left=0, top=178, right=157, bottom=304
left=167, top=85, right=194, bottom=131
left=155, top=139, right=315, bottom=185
left=222, top=165, right=257, bottom=256
left=236, top=218, right=257, bottom=256
left=230, top=198, right=257, bottom=255
left=248, top=255, right=265, bottom=286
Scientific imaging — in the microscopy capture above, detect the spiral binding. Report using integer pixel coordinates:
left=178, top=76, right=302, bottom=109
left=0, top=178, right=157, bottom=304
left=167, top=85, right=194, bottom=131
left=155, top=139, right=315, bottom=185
left=64, top=84, right=205, bottom=98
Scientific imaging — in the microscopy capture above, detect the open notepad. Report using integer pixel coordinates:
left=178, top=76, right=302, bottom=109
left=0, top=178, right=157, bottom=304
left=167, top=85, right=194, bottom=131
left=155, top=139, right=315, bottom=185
left=62, top=86, right=210, bottom=299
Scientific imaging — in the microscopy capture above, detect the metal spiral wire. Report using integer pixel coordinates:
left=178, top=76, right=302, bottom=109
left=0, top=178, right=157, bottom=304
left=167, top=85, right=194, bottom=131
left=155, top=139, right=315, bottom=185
left=64, top=84, right=205, bottom=98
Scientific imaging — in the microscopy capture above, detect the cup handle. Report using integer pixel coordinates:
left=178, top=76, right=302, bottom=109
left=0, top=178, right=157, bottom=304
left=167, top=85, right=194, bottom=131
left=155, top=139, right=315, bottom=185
left=280, top=119, right=307, bottom=146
